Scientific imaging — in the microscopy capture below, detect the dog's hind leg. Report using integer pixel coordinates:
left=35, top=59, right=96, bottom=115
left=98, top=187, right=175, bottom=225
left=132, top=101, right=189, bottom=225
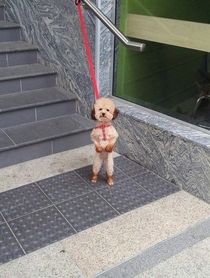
left=105, top=153, right=114, bottom=186
left=91, top=153, right=103, bottom=183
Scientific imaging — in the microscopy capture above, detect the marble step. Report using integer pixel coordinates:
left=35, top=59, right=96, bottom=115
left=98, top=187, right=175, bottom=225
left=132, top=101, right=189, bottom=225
left=0, top=114, right=94, bottom=168
left=0, top=20, right=20, bottom=42
left=0, top=63, right=57, bottom=94
left=0, top=87, right=77, bottom=128
left=0, top=41, right=38, bottom=66
left=0, top=2, right=4, bottom=20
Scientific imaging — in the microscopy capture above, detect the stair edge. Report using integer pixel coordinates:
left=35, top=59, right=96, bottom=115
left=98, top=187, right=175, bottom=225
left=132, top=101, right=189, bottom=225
left=0, top=88, right=77, bottom=113
left=0, top=115, right=94, bottom=152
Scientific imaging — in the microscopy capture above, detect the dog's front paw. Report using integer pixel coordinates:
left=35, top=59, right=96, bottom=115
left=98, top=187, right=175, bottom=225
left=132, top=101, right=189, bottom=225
left=105, top=144, right=114, bottom=153
left=95, top=145, right=103, bottom=153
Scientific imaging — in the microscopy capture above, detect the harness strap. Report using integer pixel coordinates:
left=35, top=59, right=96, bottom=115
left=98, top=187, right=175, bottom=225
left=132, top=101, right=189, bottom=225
left=95, top=124, right=111, bottom=141
left=76, top=2, right=100, bottom=100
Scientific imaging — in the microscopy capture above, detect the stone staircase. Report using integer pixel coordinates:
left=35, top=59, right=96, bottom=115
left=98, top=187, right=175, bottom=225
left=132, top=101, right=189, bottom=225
left=0, top=2, right=94, bottom=168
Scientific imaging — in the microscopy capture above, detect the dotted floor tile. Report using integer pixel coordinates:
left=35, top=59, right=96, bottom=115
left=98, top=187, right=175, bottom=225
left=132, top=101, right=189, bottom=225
left=75, top=164, right=128, bottom=189
left=114, top=156, right=148, bottom=177
left=9, top=206, right=75, bottom=254
left=0, top=183, right=51, bottom=221
left=0, top=214, right=4, bottom=224
left=133, top=172, right=180, bottom=199
left=0, top=223, right=24, bottom=265
left=57, top=191, right=119, bottom=232
left=0, top=155, right=182, bottom=266
left=97, top=179, right=157, bottom=214
left=37, top=171, right=93, bottom=204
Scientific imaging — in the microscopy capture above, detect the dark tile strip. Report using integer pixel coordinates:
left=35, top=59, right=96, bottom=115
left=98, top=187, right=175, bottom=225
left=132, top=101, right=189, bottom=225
left=0, top=214, right=25, bottom=265
left=56, top=191, right=120, bottom=232
left=0, top=183, right=52, bottom=221
left=0, top=212, right=4, bottom=224
left=0, top=223, right=25, bottom=265
left=0, top=156, right=180, bottom=265
left=8, top=206, right=76, bottom=254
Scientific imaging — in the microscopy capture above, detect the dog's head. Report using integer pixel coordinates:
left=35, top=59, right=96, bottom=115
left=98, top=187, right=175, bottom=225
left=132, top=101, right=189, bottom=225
left=91, top=98, right=119, bottom=123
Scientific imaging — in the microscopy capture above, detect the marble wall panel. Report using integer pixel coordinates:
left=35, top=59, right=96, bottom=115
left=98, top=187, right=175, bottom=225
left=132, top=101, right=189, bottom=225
left=113, top=99, right=210, bottom=204
left=98, top=0, right=114, bottom=97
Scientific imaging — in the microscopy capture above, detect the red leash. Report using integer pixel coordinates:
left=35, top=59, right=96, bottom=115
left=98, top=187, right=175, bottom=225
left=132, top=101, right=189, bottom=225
left=76, top=1, right=100, bottom=100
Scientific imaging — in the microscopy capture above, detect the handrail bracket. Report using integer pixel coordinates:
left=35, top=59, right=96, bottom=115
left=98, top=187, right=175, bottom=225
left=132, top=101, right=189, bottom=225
left=80, top=0, right=146, bottom=52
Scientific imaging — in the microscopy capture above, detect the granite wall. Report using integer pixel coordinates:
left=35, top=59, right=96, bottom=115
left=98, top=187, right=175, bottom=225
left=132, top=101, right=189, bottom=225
left=113, top=99, right=210, bottom=203
left=3, top=0, right=210, bottom=204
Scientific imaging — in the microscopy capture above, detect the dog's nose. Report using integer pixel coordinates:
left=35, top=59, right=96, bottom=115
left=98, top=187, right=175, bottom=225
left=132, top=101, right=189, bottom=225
left=102, top=112, right=105, bottom=116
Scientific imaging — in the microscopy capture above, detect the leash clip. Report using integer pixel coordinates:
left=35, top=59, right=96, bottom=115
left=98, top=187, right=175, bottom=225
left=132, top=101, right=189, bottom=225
left=75, top=0, right=88, bottom=9
left=75, top=0, right=80, bottom=5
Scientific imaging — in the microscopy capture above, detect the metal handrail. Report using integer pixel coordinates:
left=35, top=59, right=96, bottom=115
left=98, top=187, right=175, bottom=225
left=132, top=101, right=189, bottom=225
left=80, top=0, right=146, bottom=52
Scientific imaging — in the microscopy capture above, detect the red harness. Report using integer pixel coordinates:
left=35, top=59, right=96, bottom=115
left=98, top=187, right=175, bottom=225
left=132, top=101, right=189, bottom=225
left=95, top=125, right=111, bottom=141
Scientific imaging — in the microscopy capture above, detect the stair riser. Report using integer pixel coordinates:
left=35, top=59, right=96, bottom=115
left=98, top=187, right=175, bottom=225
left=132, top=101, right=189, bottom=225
left=0, top=28, right=20, bottom=42
left=0, top=74, right=56, bottom=95
left=0, top=130, right=92, bottom=168
left=0, top=6, right=4, bottom=20
left=0, top=50, right=38, bottom=67
left=0, top=101, right=76, bottom=129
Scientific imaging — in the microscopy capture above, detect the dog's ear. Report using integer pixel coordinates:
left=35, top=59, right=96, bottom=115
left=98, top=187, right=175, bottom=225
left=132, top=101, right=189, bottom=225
left=91, top=108, right=97, bottom=120
left=112, top=108, right=119, bottom=120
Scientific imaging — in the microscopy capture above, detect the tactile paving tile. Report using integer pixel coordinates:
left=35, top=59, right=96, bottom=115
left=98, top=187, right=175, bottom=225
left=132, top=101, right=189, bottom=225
left=0, top=223, right=24, bottom=265
left=114, top=156, right=148, bottom=177
left=57, top=191, right=119, bottom=232
left=0, top=213, right=4, bottom=224
left=75, top=164, right=129, bottom=189
left=36, top=171, right=93, bottom=204
left=133, top=172, right=180, bottom=199
left=0, top=183, right=52, bottom=221
left=9, top=206, right=75, bottom=254
left=97, top=179, right=157, bottom=214
left=0, top=155, right=182, bottom=266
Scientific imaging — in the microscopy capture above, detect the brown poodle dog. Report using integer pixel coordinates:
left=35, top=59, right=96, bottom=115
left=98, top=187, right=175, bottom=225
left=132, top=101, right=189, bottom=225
left=90, top=98, right=119, bottom=186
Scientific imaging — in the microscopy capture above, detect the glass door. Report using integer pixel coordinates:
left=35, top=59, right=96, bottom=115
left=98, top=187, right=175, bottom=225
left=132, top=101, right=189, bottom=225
left=114, top=0, right=210, bottom=128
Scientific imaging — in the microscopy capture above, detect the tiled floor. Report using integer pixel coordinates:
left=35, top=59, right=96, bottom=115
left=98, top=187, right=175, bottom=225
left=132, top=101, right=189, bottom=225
left=0, top=155, right=180, bottom=266
left=1, top=146, right=210, bottom=277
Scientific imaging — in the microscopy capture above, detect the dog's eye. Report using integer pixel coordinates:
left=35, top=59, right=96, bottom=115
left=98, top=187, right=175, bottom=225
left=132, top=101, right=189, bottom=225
left=99, top=108, right=102, bottom=111
left=106, top=109, right=110, bottom=112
